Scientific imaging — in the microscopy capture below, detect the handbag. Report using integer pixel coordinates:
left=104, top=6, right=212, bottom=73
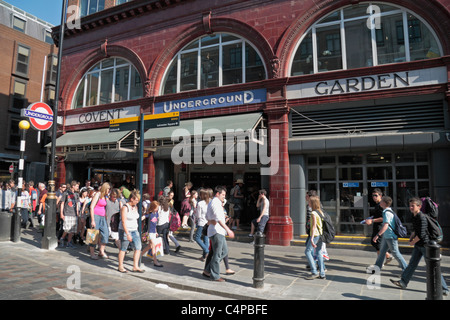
left=141, top=231, right=149, bottom=243
left=146, top=237, right=164, bottom=257
left=86, top=228, right=100, bottom=245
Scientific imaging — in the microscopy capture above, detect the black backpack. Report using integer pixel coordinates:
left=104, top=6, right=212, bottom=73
left=422, top=197, right=439, bottom=219
left=317, top=210, right=336, bottom=243
left=424, top=213, right=443, bottom=243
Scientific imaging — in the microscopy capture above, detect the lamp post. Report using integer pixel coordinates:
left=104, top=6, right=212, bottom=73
left=42, top=0, right=67, bottom=250
left=11, top=120, right=30, bottom=242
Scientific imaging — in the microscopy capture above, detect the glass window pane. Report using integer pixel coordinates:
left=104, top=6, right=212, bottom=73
left=99, top=69, right=113, bottom=104
left=397, top=181, right=415, bottom=207
left=343, top=6, right=368, bottom=19
left=291, top=31, right=313, bottom=76
left=407, top=14, right=441, bottom=60
left=73, top=78, right=85, bottom=109
left=367, top=166, right=392, bottom=180
left=338, top=155, right=362, bottom=165
left=114, top=66, right=129, bottom=102
left=201, top=48, right=219, bottom=89
left=320, top=168, right=335, bottom=180
left=201, top=34, right=219, bottom=47
left=396, top=153, right=414, bottom=163
left=417, top=165, right=428, bottom=179
left=396, top=166, right=414, bottom=179
left=163, top=59, right=178, bottom=95
left=87, top=72, right=99, bottom=106
left=376, top=13, right=406, bottom=65
left=13, top=16, right=26, bottom=32
left=308, top=168, right=317, bottom=181
left=317, top=25, right=343, bottom=72
left=221, top=34, right=239, bottom=43
left=320, top=183, right=337, bottom=208
left=180, top=51, right=198, bottom=92
left=102, top=58, right=114, bottom=68
left=345, top=19, right=373, bottom=68
left=130, top=67, right=142, bottom=100
left=319, top=10, right=340, bottom=23
left=319, top=156, right=335, bottom=165
left=367, top=153, right=391, bottom=164
left=245, top=44, right=265, bottom=83
left=339, top=167, right=363, bottom=180
left=223, top=42, right=243, bottom=85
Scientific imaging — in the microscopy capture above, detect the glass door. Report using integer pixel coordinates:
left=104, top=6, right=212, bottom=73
left=306, top=152, right=430, bottom=236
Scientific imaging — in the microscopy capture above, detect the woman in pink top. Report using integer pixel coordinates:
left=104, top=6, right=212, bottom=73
left=89, top=182, right=111, bottom=260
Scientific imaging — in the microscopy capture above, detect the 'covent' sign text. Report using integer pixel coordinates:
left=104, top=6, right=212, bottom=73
left=286, top=67, right=447, bottom=99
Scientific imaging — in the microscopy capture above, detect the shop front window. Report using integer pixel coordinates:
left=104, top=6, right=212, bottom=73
left=290, top=2, right=442, bottom=76
left=72, top=57, right=143, bottom=109
left=161, top=33, right=267, bottom=95
left=307, top=152, right=430, bottom=236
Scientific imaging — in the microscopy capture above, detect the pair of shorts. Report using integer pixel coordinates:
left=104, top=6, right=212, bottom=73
left=119, top=229, right=142, bottom=251
left=90, top=214, right=109, bottom=246
left=149, top=233, right=157, bottom=241
left=63, top=216, right=78, bottom=233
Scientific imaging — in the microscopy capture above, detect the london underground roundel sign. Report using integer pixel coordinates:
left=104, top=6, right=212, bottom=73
left=22, top=102, right=54, bottom=131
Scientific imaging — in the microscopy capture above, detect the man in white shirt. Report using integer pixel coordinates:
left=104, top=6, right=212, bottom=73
left=205, top=186, right=234, bottom=282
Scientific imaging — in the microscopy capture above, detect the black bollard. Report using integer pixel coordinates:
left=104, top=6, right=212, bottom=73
left=425, top=240, right=443, bottom=300
left=253, top=231, right=265, bottom=289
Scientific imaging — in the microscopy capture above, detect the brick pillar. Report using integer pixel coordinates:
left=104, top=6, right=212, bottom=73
left=144, top=151, right=155, bottom=198
left=265, top=108, right=293, bottom=246
left=56, top=154, right=66, bottom=187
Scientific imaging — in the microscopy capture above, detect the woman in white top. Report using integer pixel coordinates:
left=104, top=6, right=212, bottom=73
left=249, top=189, right=270, bottom=237
left=157, top=196, right=171, bottom=255
left=118, top=190, right=144, bottom=273
left=20, top=182, right=32, bottom=228
left=194, top=188, right=210, bottom=261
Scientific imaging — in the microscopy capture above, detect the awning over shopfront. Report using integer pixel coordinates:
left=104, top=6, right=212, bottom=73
left=48, top=128, right=131, bottom=147
left=144, top=112, right=263, bottom=140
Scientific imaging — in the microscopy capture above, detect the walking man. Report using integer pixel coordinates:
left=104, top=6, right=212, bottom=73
left=371, top=196, right=407, bottom=273
left=59, top=181, right=80, bottom=248
left=390, top=197, right=449, bottom=296
left=204, top=186, right=235, bottom=282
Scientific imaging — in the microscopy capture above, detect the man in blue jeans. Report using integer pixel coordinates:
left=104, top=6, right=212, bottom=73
left=390, top=197, right=449, bottom=296
left=204, top=186, right=235, bottom=282
left=372, top=196, right=407, bottom=273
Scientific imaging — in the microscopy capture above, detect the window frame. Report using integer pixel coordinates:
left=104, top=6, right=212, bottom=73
left=71, top=57, right=143, bottom=109
left=160, top=33, right=267, bottom=95
left=289, top=2, right=443, bottom=76
left=12, top=14, right=26, bottom=33
left=15, top=44, right=31, bottom=77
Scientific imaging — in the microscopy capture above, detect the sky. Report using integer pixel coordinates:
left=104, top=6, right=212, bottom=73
left=6, top=0, right=63, bottom=26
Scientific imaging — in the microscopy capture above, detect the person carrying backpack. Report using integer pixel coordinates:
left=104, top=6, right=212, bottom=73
left=371, top=196, right=407, bottom=273
left=390, top=197, right=449, bottom=296
left=304, top=195, right=326, bottom=280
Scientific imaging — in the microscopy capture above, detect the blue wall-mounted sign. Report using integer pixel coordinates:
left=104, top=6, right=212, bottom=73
left=371, top=181, right=389, bottom=187
left=343, top=182, right=360, bottom=188
left=154, top=89, right=267, bottom=114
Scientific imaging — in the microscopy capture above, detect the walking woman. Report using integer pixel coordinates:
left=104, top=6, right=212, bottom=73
left=118, top=190, right=144, bottom=273
left=305, top=195, right=326, bottom=280
left=194, top=188, right=210, bottom=261
left=89, top=182, right=110, bottom=260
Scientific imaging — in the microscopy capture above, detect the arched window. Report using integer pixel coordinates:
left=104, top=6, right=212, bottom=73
left=72, top=57, right=143, bottom=109
left=161, top=33, right=267, bottom=95
left=290, top=2, right=442, bottom=76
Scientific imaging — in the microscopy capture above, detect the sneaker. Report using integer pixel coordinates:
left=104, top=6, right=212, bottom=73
left=443, top=290, right=449, bottom=297
left=248, top=234, right=253, bottom=237
left=390, top=279, right=406, bottom=289
left=66, top=242, right=76, bottom=249
left=306, top=273, right=320, bottom=280
left=385, top=256, right=393, bottom=265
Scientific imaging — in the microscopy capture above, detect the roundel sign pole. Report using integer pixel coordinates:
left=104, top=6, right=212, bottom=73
left=21, top=102, right=54, bottom=131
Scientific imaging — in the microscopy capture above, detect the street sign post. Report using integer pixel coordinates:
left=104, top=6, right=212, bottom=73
left=109, top=112, right=179, bottom=132
left=21, top=102, right=54, bottom=131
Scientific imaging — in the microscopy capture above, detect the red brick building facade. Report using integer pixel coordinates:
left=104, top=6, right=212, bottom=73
left=54, top=0, right=450, bottom=245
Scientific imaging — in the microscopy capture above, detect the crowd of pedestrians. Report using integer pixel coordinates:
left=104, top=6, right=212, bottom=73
left=2, top=176, right=447, bottom=295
